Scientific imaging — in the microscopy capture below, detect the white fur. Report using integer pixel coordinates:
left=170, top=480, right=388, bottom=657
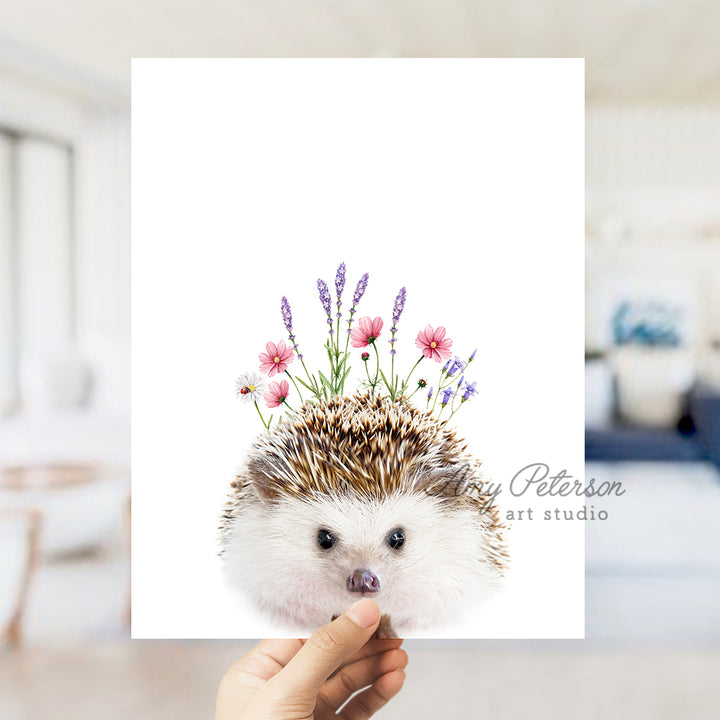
left=222, top=490, right=502, bottom=634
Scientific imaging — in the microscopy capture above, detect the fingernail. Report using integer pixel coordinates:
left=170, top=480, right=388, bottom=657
left=345, top=598, right=380, bottom=628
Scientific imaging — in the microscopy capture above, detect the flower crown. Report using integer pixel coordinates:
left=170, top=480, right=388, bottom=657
left=235, top=262, right=478, bottom=429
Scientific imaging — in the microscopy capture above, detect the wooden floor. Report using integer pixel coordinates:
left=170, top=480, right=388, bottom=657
left=2, top=641, right=719, bottom=719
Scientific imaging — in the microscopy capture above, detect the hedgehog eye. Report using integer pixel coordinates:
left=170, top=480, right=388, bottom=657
left=387, top=528, right=405, bottom=550
left=317, top=529, right=336, bottom=550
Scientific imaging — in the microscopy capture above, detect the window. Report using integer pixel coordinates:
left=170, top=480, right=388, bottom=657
left=0, top=128, right=75, bottom=414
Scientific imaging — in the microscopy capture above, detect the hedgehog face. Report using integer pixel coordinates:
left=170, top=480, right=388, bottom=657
left=222, top=488, right=502, bottom=633
left=220, top=393, right=507, bottom=634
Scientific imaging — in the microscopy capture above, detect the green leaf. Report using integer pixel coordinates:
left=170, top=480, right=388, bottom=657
left=297, top=376, right=324, bottom=400
left=296, top=377, right=315, bottom=392
left=378, top=368, right=393, bottom=397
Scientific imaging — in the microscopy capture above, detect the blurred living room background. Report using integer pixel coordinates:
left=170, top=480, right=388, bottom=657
left=1, top=1, right=719, bottom=718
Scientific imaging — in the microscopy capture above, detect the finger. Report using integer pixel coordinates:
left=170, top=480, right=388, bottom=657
left=253, top=639, right=304, bottom=669
left=329, top=638, right=404, bottom=676
left=318, top=648, right=408, bottom=712
left=229, top=639, right=303, bottom=684
left=267, top=599, right=381, bottom=701
left=216, top=641, right=303, bottom=719
left=339, top=669, right=406, bottom=720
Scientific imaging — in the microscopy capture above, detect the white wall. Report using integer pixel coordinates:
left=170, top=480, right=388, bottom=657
left=586, top=105, right=720, bottom=360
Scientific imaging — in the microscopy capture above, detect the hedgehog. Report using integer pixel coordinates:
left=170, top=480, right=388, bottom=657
left=219, top=391, right=507, bottom=637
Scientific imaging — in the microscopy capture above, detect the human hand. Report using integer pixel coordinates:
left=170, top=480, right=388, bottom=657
left=215, top=599, right=407, bottom=719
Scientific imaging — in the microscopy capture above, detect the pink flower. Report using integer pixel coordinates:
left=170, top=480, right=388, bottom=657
left=259, top=340, right=294, bottom=377
left=264, top=379, right=290, bottom=408
left=415, top=324, right=453, bottom=362
left=350, top=316, right=384, bottom=348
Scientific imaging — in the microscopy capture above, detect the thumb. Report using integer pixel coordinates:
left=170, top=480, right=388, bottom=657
left=267, top=599, right=381, bottom=702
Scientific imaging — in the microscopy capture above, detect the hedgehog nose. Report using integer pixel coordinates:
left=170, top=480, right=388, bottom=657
left=347, top=569, right=380, bottom=594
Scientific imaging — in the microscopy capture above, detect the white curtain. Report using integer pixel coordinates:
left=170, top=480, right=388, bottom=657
left=75, top=110, right=130, bottom=414
left=16, top=138, right=74, bottom=358
left=0, top=112, right=130, bottom=418
left=0, top=134, right=15, bottom=413
left=0, top=133, right=74, bottom=416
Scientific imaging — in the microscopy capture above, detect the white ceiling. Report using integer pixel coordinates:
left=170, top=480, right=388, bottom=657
left=0, top=0, right=719, bottom=104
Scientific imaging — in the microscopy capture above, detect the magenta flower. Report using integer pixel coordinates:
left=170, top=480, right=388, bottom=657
left=415, top=325, right=453, bottom=362
left=264, top=379, right=290, bottom=408
left=350, top=316, right=384, bottom=348
left=259, top=340, right=294, bottom=377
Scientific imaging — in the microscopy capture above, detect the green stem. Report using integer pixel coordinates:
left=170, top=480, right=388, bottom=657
left=431, top=369, right=447, bottom=412
left=364, top=358, right=373, bottom=388
left=344, top=310, right=354, bottom=359
left=448, top=385, right=463, bottom=417
left=337, top=350, right=351, bottom=395
left=401, top=355, right=424, bottom=394
left=448, top=398, right=465, bottom=420
left=254, top=401, right=269, bottom=429
left=285, top=370, right=304, bottom=404
left=407, top=383, right=425, bottom=400
left=372, top=342, right=383, bottom=395
left=336, top=307, right=341, bottom=357
left=390, top=331, right=396, bottom=398
left=281, top=399, right=295, bottom=413
left=299, top=357, right=322, bottom=400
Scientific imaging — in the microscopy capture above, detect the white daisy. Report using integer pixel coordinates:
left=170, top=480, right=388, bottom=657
left=235, top=371, right=267, bottom=404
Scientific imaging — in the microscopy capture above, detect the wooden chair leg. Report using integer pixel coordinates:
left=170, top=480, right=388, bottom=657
left=2, top=511, right=41, bottom=648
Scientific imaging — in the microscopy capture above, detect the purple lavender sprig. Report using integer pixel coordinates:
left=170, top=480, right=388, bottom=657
left=392, top=287, right=406, bottom=326
left=335, top=262, right=346, bottom=319
left=388, top=286, right=406, bottom=357
left=346, top=273, right=369, bottom=335
left=317, top=278, right=334, bottom=338
left=343, top=272, right=370, bottom=360
left=334, top=262, right=346, bottom=355
left=280, top=296, right=303, bottom=360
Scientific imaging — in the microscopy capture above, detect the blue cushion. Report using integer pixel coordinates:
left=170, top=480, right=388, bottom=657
left=689, top=383, right=720, bottom=466
left=586, top=427, right=704, bottom=462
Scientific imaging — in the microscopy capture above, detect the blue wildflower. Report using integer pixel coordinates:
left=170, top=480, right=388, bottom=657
left=462, top=381, right=478, bottom=401
left=441, top=388, right=455, bottom=406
